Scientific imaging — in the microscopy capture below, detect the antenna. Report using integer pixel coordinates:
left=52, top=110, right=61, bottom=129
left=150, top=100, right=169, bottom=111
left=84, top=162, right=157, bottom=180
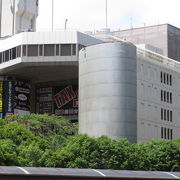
left=105, top=0, right=107, bottom=28
left=65, top=19, right=68, bottom=31
left=52, top=0, right=54, bottom=31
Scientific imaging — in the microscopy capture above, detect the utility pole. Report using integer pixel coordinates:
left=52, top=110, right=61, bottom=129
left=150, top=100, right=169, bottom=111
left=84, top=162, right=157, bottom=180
left=52, top=0, right=54, bottom=31
left=0, top=0, right=2, bottom=38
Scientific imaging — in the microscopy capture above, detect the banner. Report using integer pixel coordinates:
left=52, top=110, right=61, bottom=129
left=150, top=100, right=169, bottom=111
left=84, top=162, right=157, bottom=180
left=3, top=81, right=14, bottom=116
left=14, top=80, right=30, bottom=115
left=54, top=85, right=78, bottom=116
left=36, top=87, right=53, bottom=115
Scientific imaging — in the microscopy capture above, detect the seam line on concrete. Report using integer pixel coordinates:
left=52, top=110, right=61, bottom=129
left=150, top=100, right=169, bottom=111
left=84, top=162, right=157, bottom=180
left=92, top=169, right=106, bottom=177
left=164, top=172, right=179, bottom=179
left=17, top=167, right=30, bottom=174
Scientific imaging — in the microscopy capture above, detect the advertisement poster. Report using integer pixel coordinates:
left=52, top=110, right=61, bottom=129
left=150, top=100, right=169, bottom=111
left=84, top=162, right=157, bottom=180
left=3, top=81, right=14, bottom=116
left=36, top=87, right=53, bottom=115
left=14, top=80, right=30, bottom=115
left=54, top=85, right=78, bottom=116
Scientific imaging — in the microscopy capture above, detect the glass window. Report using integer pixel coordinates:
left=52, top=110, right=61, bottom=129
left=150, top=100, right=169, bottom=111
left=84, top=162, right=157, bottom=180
left=164, top=109, right=166, bottom=120
left=12, top=47, right=16, bottom=59
left=5, top=50, right=9, bottom=62
left=164, top=73, right=166, bottom=84
left=161, top=108, right=163, bottom=120
left=39, top=45, right=43, bottom=56
left=167, top=128, right=170, bottom=139
left=0, top=52, right=2, bottom=63
left=44, top=44, right=54, bottom=56
left=23, top=45, right=27, bottom=56
left=27, top=45, right=38, bottom=56
left=72, top=44, right=76, bottom=55
left=161, top=127, right=163, bottom=138
left=170, top=111, right=172, bottom=122
left=161, top=90, right=163, bottom=101
left=167, top=110, right=169, bottom=121
left=164, top=91, right=166, bottom=102
left=17, top=46, right=21, bottom=58
left=160, top=72, right=163, bottom=83
left=170, top=75, right=172, bottom=86
left=167, top=73, right=169, bottom=85
left=61, top=44, right=71, bottom=56
left=170, top=92, right=172, bottom=104
left=164, top=128, right=166, bottom=139
left=56, top=44, right=60, bottom=56
left=170, top=129, right=173, bottom=140
left=167, top=92, right=169, bottom=103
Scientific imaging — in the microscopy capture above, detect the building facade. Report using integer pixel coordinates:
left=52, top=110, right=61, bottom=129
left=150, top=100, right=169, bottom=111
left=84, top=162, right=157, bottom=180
left=113, top=24, right=180, bottom=62
left=79, top=42, right=180, bottom=142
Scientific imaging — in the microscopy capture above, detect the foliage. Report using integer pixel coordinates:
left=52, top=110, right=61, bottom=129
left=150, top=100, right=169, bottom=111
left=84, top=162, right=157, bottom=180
left=0, top=114, right=179, bottom=171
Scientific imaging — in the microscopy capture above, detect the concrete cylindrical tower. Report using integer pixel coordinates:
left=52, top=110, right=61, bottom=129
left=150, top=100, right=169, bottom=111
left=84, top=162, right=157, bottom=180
left=79, top=42, right=137, bottom=142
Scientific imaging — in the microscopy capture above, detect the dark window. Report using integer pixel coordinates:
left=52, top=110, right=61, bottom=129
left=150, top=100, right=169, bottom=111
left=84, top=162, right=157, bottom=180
left=44, top=44, right=54, bottom=56
left=17, top=46, right=21, bottom=58
left=23, top=45, right=27, bottom=56
left=27, top=45, right=38, bottom=56
left=164, top=109, right=166, bottom=121
left=61, top=44, right=71, bottom=56
left=161, top=90, right=163, bottom=101
left=5, top=50, right=9, bottom=62
left=170, top=92, right=172, bottom=104
left=167, top=110, right=169, bottom=121
left=9, top=49, right=12, bottom=60
left=167, top=92, right=169, bottom=103
left=39, top=45, right=43, bottom=56
left=170, top=111, right=172, bottom=122
left=12, top=47, right=16, bottom=59
left=167, top=128, right=170, bottom=140
left=164, top=91, right=166, bottom=102
left=56, top=44, right=60, bottom=56
left=72, top=44, right=76, bottom=55
left=164, top=128, right=166, bottom=139
left=161, top=108, right=163, bottom=120
left=167, top=73, right=169, bottom=85
left=164, top=73, right=166, bottom=84
left=161, top=127, right=163, bottom=138
left=160, top=72, right=163, bottom=83
left=0, top=52, right=2, bottom=63
left=170, top=129, right=173, bottom=140
left=170, top=75, right=172, bottom=86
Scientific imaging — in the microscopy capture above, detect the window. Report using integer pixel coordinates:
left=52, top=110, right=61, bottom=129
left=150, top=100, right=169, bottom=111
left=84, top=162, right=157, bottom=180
left=170, top=111, right=172, bottom=122
left=23, top=45, right=27, bottom=56
left=5, top=50, right=9, bottom=62
left=12, top=47, right=16, bottom=59
left=0, top=53, right=2, bottom=63
left=72, top=44, right=76, bottom=55
left=167, top=92, right=169, bottom=103
left=164, top=128, right=166, bottom=139
left=170, top=129, right=173, bottom=140
left=160, top=72, right=163, bottom=83
left=161, top=127, right=163, bottom=138
left=27, top=45, right=38, bottom=56
left=161, top=108, right=163, bottom=120
left=167, top=129, right=170, bottom=140
left=167, top=110, right=169, bottom=121
left=39, top=45, right=43, bottom=56
left=164, top=109, right=166, bottom=120
left=164, top=91, right=166, bottom=102
left=55, top=44, right=60, bottom=56
left=170, top=75, right=172, bottom=86
left=161, top=90, right=163, bottom=101
left=170, top=92, right=172, bottom=104
left=61, top=44, right=71, bottom=56
left=16, top=46, right=21, bottom=58
left=164, top=73, right=166, bottom=84
left=44, top=44, right=55, bottom=56
left=167, top=73, right=169, bottom=85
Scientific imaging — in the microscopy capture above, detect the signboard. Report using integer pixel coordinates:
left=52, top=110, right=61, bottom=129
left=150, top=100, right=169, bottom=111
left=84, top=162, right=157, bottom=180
left=3, top=81, right=14, bottom=116
left=14, top=80, right=30, bottom=115
left=36, top=87, right=53, bottom=115
left=54, top=85, right=78, bottom=116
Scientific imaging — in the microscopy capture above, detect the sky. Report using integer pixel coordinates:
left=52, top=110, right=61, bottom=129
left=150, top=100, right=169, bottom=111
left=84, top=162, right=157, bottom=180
left=36, top=0, right=180, bottom=32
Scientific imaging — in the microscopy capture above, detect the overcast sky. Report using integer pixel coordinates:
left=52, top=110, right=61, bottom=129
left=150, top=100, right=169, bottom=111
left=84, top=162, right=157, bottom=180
left=36, top=0, right=180, bottom=32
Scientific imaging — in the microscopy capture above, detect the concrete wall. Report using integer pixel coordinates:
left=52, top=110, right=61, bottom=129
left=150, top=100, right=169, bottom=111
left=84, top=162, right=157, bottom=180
left=79, top=42, right=137, bottom=142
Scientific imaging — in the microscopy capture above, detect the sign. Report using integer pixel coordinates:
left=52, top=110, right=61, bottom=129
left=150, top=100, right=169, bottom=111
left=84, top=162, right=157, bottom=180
left=54, top=85, right=78, bottom=116
left=36, top=87, right=53, bottom=115
left=14, top=80, right=30, bottom=114
left=3, top=81, right=14, bottom=115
